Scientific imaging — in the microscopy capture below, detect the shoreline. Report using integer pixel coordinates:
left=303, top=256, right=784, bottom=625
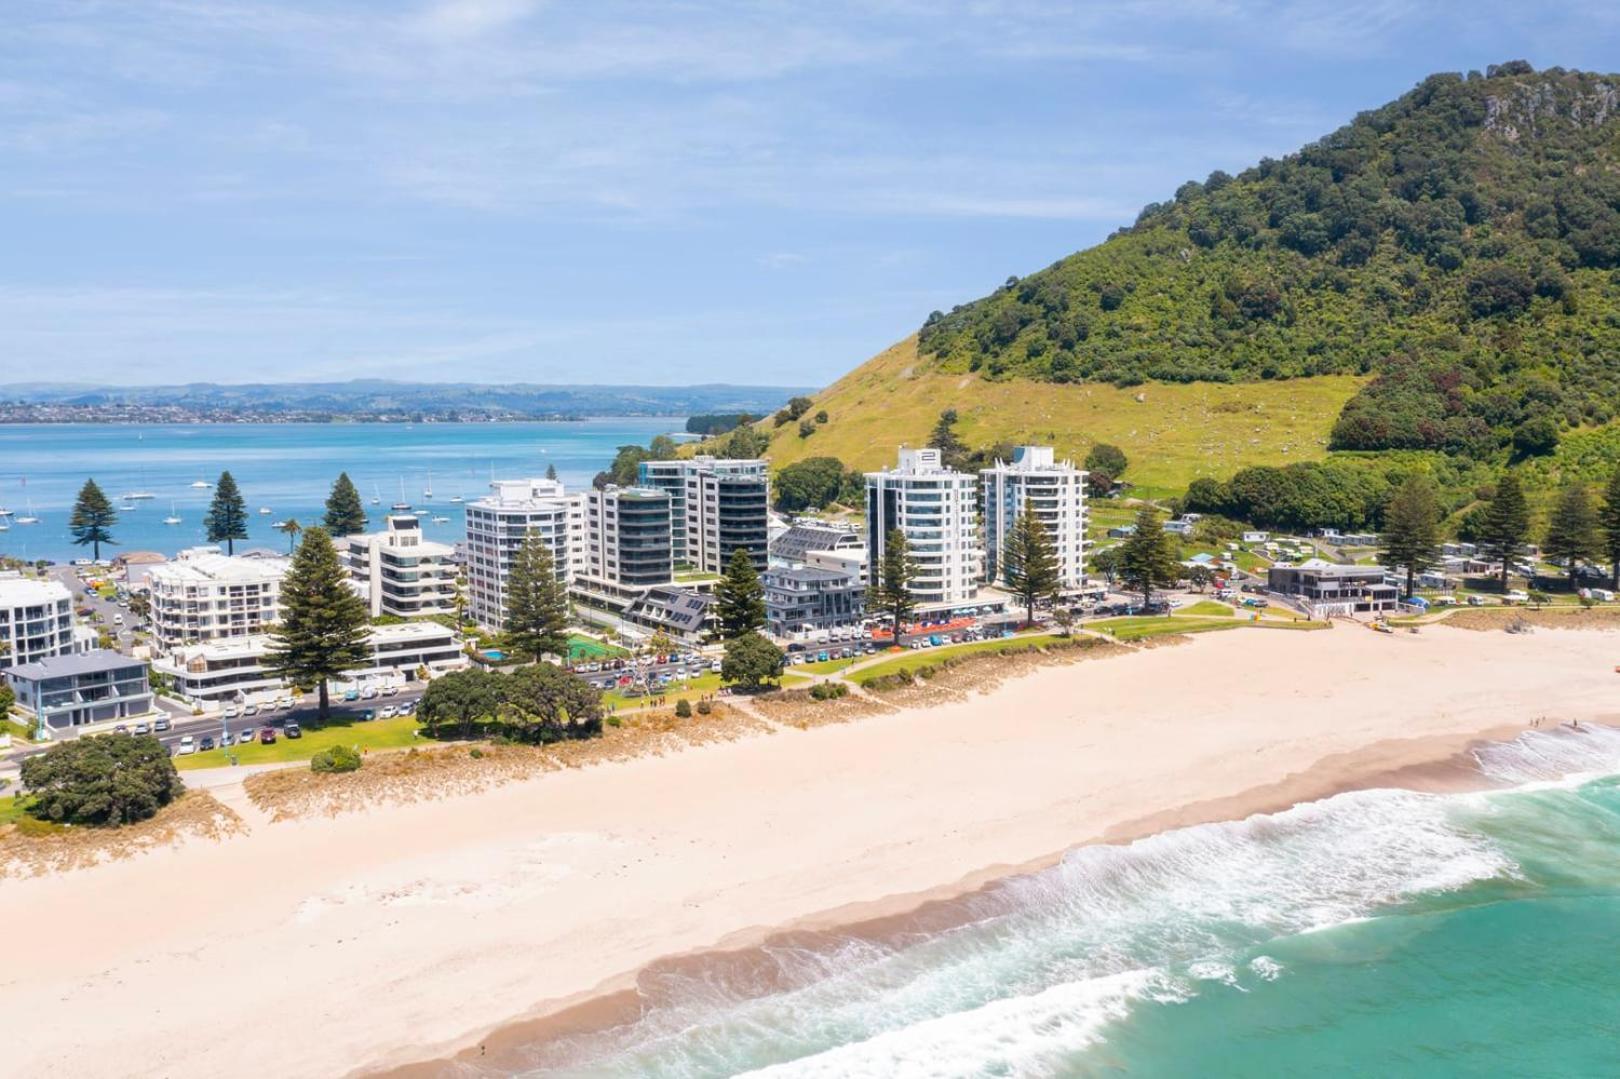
left=6, top=624, right=1620, bottom=1078
left=375, top=718, right=1545, bottom=1076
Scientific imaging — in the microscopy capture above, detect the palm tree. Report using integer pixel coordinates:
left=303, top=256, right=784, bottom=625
left=276, top=517, right=303, bottom=553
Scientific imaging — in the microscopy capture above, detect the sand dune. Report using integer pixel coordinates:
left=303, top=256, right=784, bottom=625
left=4, top=624, right=1616, bottom=1077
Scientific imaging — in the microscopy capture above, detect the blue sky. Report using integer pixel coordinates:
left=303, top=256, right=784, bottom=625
left=6, top=1, right=1620, bottom=388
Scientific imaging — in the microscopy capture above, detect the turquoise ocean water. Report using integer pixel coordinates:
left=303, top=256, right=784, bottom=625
left=0, top=419, right=676, bottom=563
left=489, top=725, right=1620, bottom=1077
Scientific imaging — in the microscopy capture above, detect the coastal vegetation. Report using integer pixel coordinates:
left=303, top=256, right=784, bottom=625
left=265, top=526, right=372, bottom=719
left=203, top=471, right=249, bottom=554
left=19, top=734, right=183, bottom=827
left=417, top=664, right=602, bottom=743
left=503, top=531, right=571, bottom=660
left=323, top=472, right=367, bottom=536
left=68, top=479, right=117, bottom=560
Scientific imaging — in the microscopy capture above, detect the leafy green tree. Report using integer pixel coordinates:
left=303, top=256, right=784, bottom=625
left=775, top=457, right=850, bottom=511
left=1084, top=443, right=1129, bottom=478
left=311, top=745, right=362, bottom=773
left=0, top=681, right=15, bottom=718
left=1378, top=476, right=1442, bottom=599
left=1119, top=506, right=1180, bottom=608
left=714, top=546, right=765, bottom=640
left=722, top=425, right=771, bottom=459
left=868, top=529, right=917, bottom=643
left=545, top=462, right=558, bottom=481
left=1600, top=467, right=1620, bottom=589
left=418, top=668, right=503, bottom=739
left=1544, top=482, right=1601, bottom=587
left=1479, top=474, right=1531, bottom=590
left=1089, top=544, right=1122, bottom=583
left=929, top=409, right=969, bottom=470
left=721, top=631, right=784, bottom=691
left=1187, top=563, right=1215, bottom=592
left=68, top=479, right=117, bottom=560
left=21, top=735, right=182, bottom=826
left=504, top=530, right=570, bottom=660
left=276, top=517, right=303, bottom=554
left=204, top=470, right=249, bottom=554
left=265, top=527, right=372, bottom=719
left=1003, top=505, right=1060, bottom=625
left=323, top=472, right=367, bottom=536
left=497, top=663, right=602, bottom=741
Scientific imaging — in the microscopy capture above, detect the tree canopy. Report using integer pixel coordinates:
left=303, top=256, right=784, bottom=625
left=1119, top=506, right=1180, bottom=607
left=204, top=470, right=249, bottom=554
left=1478, top=473, right=1531, bottom=590
left=1378, top=475, right=1442, bottom=598
left=21, top=735, right=183, bottom=826
left=265, top=526, right=372, bottom=718
left=1003, top=505, right=1061, bottom=625
left=504, top=531, right=570, bottom=660
left=714, top=546, right=766, bottom=640
left=69, top=478, right=117, bottom=560
left=720, top=631, right=784, bottom=691
left=1544, top=482, right=1601, bottom=585
left=868, top=528, right=918, bottom=641
left=323, top=472, right=367, bottom=536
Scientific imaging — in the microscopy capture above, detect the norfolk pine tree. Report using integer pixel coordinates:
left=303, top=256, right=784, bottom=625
left=204, top=470, right=249, bottom=554
left=1004, top=504, right=1060, bottom=626
left=1119, top=506, right=1179, bottom=609
left=68, top=478, right=118, bottom=560
left=265, top=527, right=371, bottom=719
left=714, top=546, right=766, bottom=640
left=868, top=529, right=918, bottom=643
left=1379, top=476, right=1442, bottom=599
left=323, top=472, right=367, bottom=536
left=1600, top=467, right=1620, bottom=589
left=1479, top=473, right=1531, bottom=591
left=1544, top=482, right=1601, bottom=588
left=505, top=530, right=570, bottom=660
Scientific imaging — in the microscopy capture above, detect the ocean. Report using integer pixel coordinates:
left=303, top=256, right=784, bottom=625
left=0, top=419, right=678, bottom=563
left=486, top=725, right=1620, bottom=1077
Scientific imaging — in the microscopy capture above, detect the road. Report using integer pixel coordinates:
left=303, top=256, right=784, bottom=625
left=50, top=563, right=137, bottom=651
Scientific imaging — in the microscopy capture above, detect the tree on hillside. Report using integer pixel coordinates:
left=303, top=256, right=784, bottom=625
left=1119, top=507, right=1180, bottom=609
left=721, top=631, right=784, bottom=691
left=265, top=527, right=371, bottom=720
left=505, top=531, right=570, bottom=661
left=418, top=668, right=503, bottom=740
left=1479, top=474, right=1531, bottom=590
left=869, top=529, right=918, bottom=643
left=1378, top=476, right=1442, bottom=599
left=724, top=425, right=771, bottom=458
left=714, top=546, right=766, bottom=640
left=21, top=735, right=182, bottom=826
left=1600, top=467, right=1620, bottom=589
left=276, top=517, right=303, bottom=554
left=1004, top=505, right=1060, bottom=626
left=1084, top=443, right=1129, bottom=479
left=323, top=472, right=367, bottom=536
left=204, top=470, right=249, bottom=555
left=929, top=409, right=969, bottom=470
left=1544, top=482, right=1601, bottom=588
left=774, top=456, right=848, bottom=512
left=68, top=479, right=117, bottom=560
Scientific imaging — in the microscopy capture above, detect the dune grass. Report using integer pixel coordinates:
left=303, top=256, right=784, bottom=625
left=851, top=634, right=1070, bottom=686
left=1088, top=616, right=1241, bottom=641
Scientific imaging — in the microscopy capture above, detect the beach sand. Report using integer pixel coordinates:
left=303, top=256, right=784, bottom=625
left=3, top=624, right=1616, bottom=1077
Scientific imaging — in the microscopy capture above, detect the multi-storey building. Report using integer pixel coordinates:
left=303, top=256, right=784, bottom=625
left=769, top=519, right=865, bottom=566
left=865, top=448, right=983, bottom=608
left=143, top=547, right=288, bottom=649
left=579, top=485, right=674, bottom=586
left=765, top=564, right=866, bottom=638
left=0, top=573, right=81, bottom=669
left=639, top=456, right=769, bottom=574
left=4, top=650, right=156, bottom=738
left=342, top=514, right=458, bottom=618
left=464, top=479, right=585, bottom=632
left=980, top=445, right=1088, bottom=592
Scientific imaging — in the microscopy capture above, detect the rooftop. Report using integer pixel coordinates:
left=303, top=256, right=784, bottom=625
left=7, top=648, right=146, bottom=681
left=0, top=574, right=72, bottom=606
left=148, top=547, right=289, bottom=586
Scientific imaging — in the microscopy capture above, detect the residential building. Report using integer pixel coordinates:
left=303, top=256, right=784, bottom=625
left=639, top=456, right=770, bottom=573
left=1268, top=559, right=1400, bottom=614
left=765, top=563, right=866, bottom=638
left=343, top=514, right=458, bottom=618
left=152, top=622, right=467, bottom=704
left=464, top=478, right=586, bottom=632
left=0, top=573, right=79, bottom=670
left=145, top=546, right=288, bottom=648
left=865, top=447, right=983, bottom=608
left=770, top=519, right=865, bottom=566
left=979, top=446, right=1087, bottom=592
left=5, top=649, right=155, bottom=738
left=579, top=485, right=674, bottom=586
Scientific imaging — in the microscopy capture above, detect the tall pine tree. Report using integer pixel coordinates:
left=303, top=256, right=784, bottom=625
left=1544, top=482, right=1600, bottom=588
left=1599, top=467, right=1620, bottom=589
left=714, top=546, right=766, bottom=640
left=1004, top=504, right=1061, bottom=626
left=505, top=530, right=570, bottom=660
left=1378, top=476, right=1441, bottom=599
left=545, top=463, right=558, bottom=481
left=323, top=472, right=367, bottom=537
left=204, top=470, right=249, bottom=555
left=68, top=478, right=118, bottom=560
left=265, top=527, right=371, bottom=719
left=1479, top=473, right=1531, bottom=591
left=868, top=529, right=918, bottom=644
left=1119, top=506, right=1179, bottom=609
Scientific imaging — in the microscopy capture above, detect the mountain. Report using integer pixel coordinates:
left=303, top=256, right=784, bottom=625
left=753, top=62, right=1620, bottom=505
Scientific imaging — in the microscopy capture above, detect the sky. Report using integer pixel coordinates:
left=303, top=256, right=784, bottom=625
left=6, top=2, right=1620, bottom=389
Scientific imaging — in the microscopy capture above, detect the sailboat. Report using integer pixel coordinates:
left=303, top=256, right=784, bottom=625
left=0, top=506, right=12, bottom=518
left=16, top=500, right=40, bottom=525
left=390, top=478, right=411, bottom=512
left=123, top=443, right=156, bottom=500
left=423, top=469, right=434, bottom=500
left=370, top=482, right=382, bottom=506
left=258, top=506, right=273, bottom=515
left=163, top=502, right=181, bottom=525
left=449, top=493, right=465, bottom=504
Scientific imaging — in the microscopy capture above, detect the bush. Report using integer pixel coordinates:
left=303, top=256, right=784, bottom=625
left=606, top=716, right=622, bottom=727
left=808, top=681, right=849, bottom=701
left=20, top=734, right=184, bottom=826
left=675, top=698, right=692, bottom=718
left=696, top=699, right=713, bottom=715
left=310, top=744, right=362, bottom=773
left=469, top=747, right=484, bottom=759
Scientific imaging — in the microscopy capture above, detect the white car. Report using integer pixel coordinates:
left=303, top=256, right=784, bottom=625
left=224, top=705, right=240, bottom=719
left=243, top=704, right=259, bottom=717
left=360, top=686, right=378, bottom=700
left=238, top=729, right=256, bottom=745
left=274, top=697, right=292, bottom=710
left=177, top=735, right=196, bottom=755
left=379, top=705, right=397, bottom=719
left=383, top=684, right=399, bottom=696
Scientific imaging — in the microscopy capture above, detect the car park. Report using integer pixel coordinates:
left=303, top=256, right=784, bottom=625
left=238, top=729, right=255, bottom=745
left=284, top=723, right=301, bottom=739
left=243, top=704, right=259, bottom=717
left=133, top=721, right=150, bottom=735
left=177, top=735, right=195, bottom=754
left=258, top=727, right=276, bottom=744
left=200, top=736, right=216, bottom=751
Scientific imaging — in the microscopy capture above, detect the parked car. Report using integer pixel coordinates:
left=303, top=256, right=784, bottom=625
left=343, top=689, right=360, bottom=702
left=360, top=686, right=378, bottom=700
left=275, top=697, right=293, bottom=710
left=243, top=703, right=259, bottom=717
left=399, top=700, right=416, bottom=715
left=284, top=722, right=301, bottom=739
left=361, top=710, right=376, bottom=721
left=238, top=729, right=255, bottom=745
left=133, top=721, right=151, bottom=735
left=383, top=684, right=399, bottom=696
left=154, top=717, right=171, bottom=733
left=258, top=727, right=276, bottom=744
left=199, top=735, right=216, bottom=751
left=178, top=735, right=196, bottom=755
left=224, top=705, right=241, bottom=719
left=113, top=724, right=130, bottom=735
left=377, top=705, right=396, bottom=719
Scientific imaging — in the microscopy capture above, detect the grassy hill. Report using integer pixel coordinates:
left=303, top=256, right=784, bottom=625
left=725, top=63, right=1620, bottom=516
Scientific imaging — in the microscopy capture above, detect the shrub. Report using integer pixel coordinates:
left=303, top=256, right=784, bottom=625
left=310, top=744, right=362, bottom=773
left=695, top=699, right=713, bottom=715
left=606, top=716, right=622, bottom=727
left=20, top=734, right=183, bottom=826
left=675, top=698, right=692, bottom=718
left=808, top=681, right=849, bottom=701
left=469, top=747, right=484, bottom=759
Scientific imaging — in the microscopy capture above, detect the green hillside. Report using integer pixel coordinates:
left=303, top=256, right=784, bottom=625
left=739, top=62, right=1620, bottom=516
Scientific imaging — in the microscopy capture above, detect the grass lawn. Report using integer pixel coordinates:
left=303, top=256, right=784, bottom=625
left=0, top=792, right=34, bottom=826
left=568, top=634, right=627, bottom=661
left=851, top=634, right=1070, bottom=685
left=1176, top=600, right=1234, bottom=617
left=175, top=715, right=424, bottom=770
left=603, top=671, right=724, bottom=711
left=1088, top=616, right=1240, bottom=641
left=793, top=655, right=863, bottom=675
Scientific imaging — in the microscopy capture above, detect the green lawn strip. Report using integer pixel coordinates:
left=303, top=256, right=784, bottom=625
left=175, top=715, right=424, bottom=771
left=792, top=655, right=863, bottom=675
left=1087, top=616, right=1241, bottom=641
left=567, top=634, right=628, bottom=660
left=602, top=671, right=724, bottom=712
left=1175, top=600, right=1234, bottom=617
left=0, top=793, right=35, bottom=826
left=851, top=634, right=1070, bottom=686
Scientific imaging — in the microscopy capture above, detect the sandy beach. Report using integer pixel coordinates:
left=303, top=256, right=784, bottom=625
left=4, top=623, right=1617, bottom=1077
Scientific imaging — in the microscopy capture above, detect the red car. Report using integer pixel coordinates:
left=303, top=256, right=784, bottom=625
left=258, top=726, right=277, bottom=744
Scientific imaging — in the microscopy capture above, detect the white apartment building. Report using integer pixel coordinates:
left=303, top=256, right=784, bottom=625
left=0, top=573, right=82, bottom=669
left=980, top=445, right=1088, bottom=591
left=145, top=546, right=288, bottom=649
left=464, top=479, right=586, bottom=632
left=343, top=514, right=458, bottom=618
left=639, top=456, right=770, bottom=574
left=864, top=448, right=984, bottom=608
left=152, top=621, right=467, bottom=704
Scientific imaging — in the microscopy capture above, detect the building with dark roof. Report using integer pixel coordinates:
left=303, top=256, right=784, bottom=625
left=4, top=649, right=155, bottom=738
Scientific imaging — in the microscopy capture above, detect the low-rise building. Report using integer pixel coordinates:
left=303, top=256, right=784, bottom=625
left=1268, top=559, right=1399, bottom=614
left=342, top=514, right=458, bottom=618
left=765, top=563, right=866, bottom=638
left=0, top=573, right=80, bottom=669
left=4, top=649, right=155, bottom=738
left=770, top=519, right=865, bottom=565
left=145, top=546, right=288, bottom=648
